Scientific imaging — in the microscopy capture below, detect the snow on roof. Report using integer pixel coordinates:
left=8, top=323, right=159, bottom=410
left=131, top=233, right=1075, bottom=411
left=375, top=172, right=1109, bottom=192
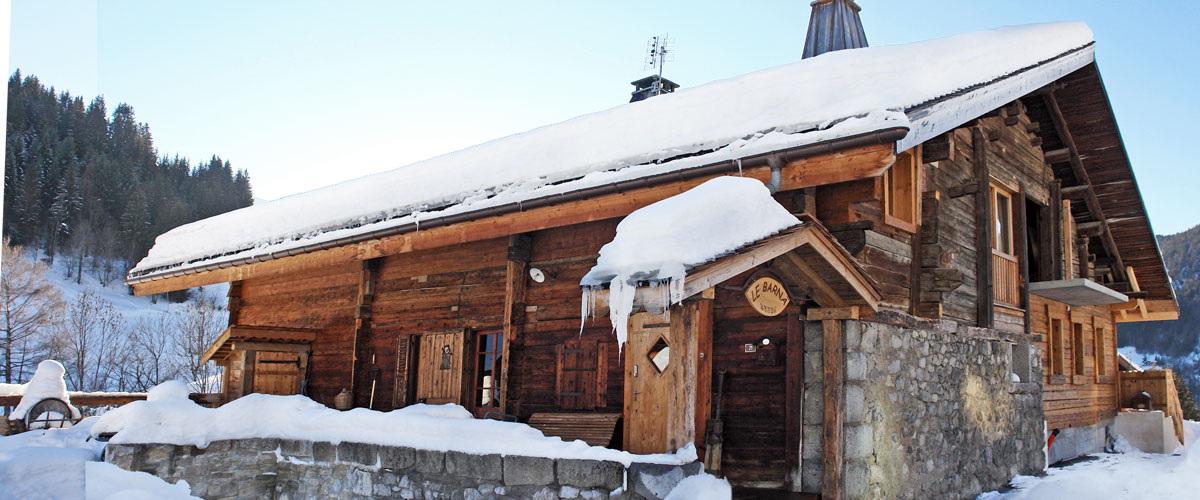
left=581, top=177, right=799, bottom=347
left=129, top=22, right=1094, bottom=281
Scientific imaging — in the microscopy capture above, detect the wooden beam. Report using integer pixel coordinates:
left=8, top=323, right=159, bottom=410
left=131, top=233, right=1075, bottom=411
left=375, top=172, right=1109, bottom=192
left=130, top=144, right=897, bottom=295
left=1017, top=187, right=1031, bottom=336
left=227, top=280, right=243, bottom=326
left=1044, top=148, right=1070, bottom=164
left=973, top=127, right=994, bottom=328
left=500, top=234, right=531, bottom=414
left=782, top=252, right=847, bottom=308
left=231, top=341, right=312, bottom=354
left=1114, top=299, right=1179, bottom=323
left=351, top=258, right=381, bottom=407
left=822, top=319, right=845, bottom=500
left=785, top=312, right=803, bottom=486
left=1042, top=91, right=1126, bottom=283
left=807, top=307, right=860, bottom=321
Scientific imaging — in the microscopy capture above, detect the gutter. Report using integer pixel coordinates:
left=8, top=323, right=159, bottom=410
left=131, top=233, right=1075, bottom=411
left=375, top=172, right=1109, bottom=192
left=126, top=126, right=909, bottom=286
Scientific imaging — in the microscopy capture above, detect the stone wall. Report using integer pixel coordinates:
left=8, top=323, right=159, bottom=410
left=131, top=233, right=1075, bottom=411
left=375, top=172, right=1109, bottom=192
left=104, top=438, right=701, bottom=500
left=801, top=317, right=1046, bottom=500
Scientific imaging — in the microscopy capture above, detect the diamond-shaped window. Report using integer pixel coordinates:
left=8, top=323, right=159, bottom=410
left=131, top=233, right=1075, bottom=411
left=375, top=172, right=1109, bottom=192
left=647, top=337, right=670, bottom=373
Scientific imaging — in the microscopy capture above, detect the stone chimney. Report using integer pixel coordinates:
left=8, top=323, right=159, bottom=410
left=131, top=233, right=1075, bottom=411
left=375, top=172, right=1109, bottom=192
left=802, top=0, right=868, bottom=59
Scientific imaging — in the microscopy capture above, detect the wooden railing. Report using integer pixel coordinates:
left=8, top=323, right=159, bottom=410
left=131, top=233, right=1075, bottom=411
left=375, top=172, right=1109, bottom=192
left=993, top=251, right=1020, bottom=306
left=1119, top=369, right=1185, bottom=446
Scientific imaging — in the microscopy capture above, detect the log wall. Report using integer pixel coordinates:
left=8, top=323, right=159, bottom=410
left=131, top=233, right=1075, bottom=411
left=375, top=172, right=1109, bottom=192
left=1031, top=294, right=1118, bottom=429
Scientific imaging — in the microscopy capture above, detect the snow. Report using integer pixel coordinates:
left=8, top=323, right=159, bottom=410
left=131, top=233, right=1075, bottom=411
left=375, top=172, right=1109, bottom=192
left=10, top=360, right=80, bottom=422
left=130, top=22, right=1094, bottom=281
left=581, top=176, right=799, bottom=346
left=977, top=420, right=1200, bottom=499
left=664, top=473, right=732, bottom=500
left=0, top=418, right=198, bottom=500
left=91, top=386, right=696, bottom=467
left=0, top=383, right=25, bottom=397
left=146, top=379, right=190, bottom=402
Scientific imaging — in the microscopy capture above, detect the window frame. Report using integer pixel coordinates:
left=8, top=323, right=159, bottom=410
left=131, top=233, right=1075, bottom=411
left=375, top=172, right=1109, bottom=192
left=1049, top=317, right=1065, bottom=377
left=1094, top=321, right=1108, bottom=379
left=1071, top=321, right=1086, bottom=380
left=472, top=330, right=504, bottom=411
left=990, top=182, right=1016, bottom=258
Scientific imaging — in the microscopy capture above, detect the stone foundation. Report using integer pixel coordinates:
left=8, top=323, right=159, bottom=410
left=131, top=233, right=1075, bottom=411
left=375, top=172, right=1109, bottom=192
left=1049, top=418, right=1113, bottom=464
left=104, top=439, right=700, bottom=500
left=801, top=318, right=1046, bottom=500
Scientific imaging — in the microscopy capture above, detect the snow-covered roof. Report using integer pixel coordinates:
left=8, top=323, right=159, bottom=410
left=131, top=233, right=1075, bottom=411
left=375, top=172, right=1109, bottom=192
left=128, top=22, right=1095, bottom=283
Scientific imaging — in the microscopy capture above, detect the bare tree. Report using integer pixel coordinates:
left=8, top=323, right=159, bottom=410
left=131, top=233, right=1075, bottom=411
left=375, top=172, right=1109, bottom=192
left=123, top=312, right=182, bottom=391
left=173, top=289, right=226, bottom=393
left=1, top=238, right=66, bottom=383
left=51, top=290, right=125, bottom=391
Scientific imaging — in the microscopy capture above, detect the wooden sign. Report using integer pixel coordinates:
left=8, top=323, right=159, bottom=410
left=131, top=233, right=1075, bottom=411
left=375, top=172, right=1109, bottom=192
left=745, top=276, right=789, bottom=317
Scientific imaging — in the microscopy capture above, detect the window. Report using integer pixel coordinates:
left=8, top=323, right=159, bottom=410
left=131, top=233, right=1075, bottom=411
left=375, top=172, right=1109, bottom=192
left=555, top=339, right=608, bottom=410
left=991, top=184, right=1014, bottom=256
left=884, top=149, right=919, bottom=229
left=647, top=337, right=670, bottom=373
left=1094, top=325, right=1107, bottom=377
left=1049, top=318, right=1065, bottom=376
left=474, top=331, right=503, bottom=408
left=1072, top=322, right=1086, bottom=377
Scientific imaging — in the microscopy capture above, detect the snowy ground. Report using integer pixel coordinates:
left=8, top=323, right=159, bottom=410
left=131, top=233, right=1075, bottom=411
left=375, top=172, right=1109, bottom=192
left=978, top=420, right=1200, bottom=499
left=0, top=418, right=198, bottom=500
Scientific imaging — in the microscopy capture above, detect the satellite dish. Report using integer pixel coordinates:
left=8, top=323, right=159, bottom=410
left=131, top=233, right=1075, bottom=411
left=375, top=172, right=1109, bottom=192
left=530, top=268, right=546, bottom=283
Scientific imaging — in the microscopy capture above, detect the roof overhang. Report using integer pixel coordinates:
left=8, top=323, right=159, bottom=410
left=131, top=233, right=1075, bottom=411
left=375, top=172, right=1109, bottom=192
left=584, top=217, right=883, bottom=316
left=200, top=325, right=320, bottom=364
left=1029, top=279, right=1128, bottom=306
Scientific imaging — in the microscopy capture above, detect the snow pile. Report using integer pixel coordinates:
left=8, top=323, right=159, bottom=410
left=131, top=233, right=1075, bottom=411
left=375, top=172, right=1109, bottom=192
left=977, top=420, right=1200, bottom=499
left=0, top=383, right=26, bottom=397
left=581, top=176, right=798, bottom=346
left=91, top=387, right=694, bottom=466
left=131, top=23, right=1093, bottom=279
left=10, top=360, right=80, bottom=422
left=0, top=418, right=198, bottom=500
left=664, top=473, right=732, bottom=500
left=146, top=380, right=191, bottom=402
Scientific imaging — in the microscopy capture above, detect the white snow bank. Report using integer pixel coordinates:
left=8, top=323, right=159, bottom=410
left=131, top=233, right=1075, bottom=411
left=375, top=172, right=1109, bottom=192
left=0, top=383, right=25, bottom=397
left=664, top=473, right=732, bottom=500
left=146, top=380, right=191, bottom=402
left=977, top=420, right=1200, bottom=499
left=91, top=388, right=694, bottom=467
left=131, top=23, right=1093, bottom=278
left=0, top=418, right=198, bottom=500
left=85, top=462, right=199, bottom=500
left=581, top=176, right=799, bottom=346
left=10, top=360, right=80, bottom=421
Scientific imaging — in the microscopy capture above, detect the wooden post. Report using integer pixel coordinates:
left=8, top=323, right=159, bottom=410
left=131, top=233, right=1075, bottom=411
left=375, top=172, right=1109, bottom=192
left=500, top=234, right=531, bottom=414
left=1016, top=188, right=1030, bottom=336
left=973, top=126, right=994, bottom=328
left=227, top=280, right=243, bottom=327
left=822, top=318, right=844, bottom=500
left=785, top=311, right=804, bottom=488
left=1050, top=181, right=1063, bottom=280
left=351, top=258, right=380, bottom=407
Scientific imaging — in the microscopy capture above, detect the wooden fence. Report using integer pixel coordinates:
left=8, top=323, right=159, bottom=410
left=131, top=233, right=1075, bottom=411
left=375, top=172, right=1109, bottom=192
left=1119, top=369, right=1185, bottom=446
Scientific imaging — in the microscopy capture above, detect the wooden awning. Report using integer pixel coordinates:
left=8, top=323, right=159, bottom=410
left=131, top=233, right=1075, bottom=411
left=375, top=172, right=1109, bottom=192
left=200, top=325, right=320, bottom=364
left=586, top=216, right=883, bottom=314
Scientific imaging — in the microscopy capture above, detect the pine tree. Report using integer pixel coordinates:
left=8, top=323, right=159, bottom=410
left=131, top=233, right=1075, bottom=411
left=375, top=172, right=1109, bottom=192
left=1173, top=368, right=1200, bottom=421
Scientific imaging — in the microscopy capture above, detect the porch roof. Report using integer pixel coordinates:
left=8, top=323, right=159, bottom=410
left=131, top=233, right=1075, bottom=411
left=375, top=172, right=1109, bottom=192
left=200, top=325, right=320, bottom=364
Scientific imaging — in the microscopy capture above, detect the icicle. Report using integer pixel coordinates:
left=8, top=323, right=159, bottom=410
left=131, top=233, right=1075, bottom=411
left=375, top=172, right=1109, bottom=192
left=736, top=158, right=743, bottom=176
left=607, top=275, right=636, bottom=349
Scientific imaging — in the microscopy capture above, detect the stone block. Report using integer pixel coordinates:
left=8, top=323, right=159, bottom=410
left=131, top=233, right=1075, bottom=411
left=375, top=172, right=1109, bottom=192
left=380, top=445, right=416, bottom=469
left=628, top=463, right=700, bottom=500
left=844, top=384, right=864, bottom=424
left=338, top=441, right=380, bottom=466
left=804, top=352, right=823, bottom=381
left=803, top=390, right=823, bottom=425
left=845, top=320, right=861, bottom=351
left=313, top=441, right=336, bottom=463
left=844, top=459, right=869, bottom=498
left=446, top=451, right=502, bottom=481
left=504, top=455, right=555, bottom=486
left=413, top=448, right=445, bottom=473
left=846, top=352, right=867, bottom=382
left=804, top=321, right=822, bottom=351
left=280, top=439, right=313, bottom=459
left=802, top=425, right=823, bottom=460
left=238, top=437, right=280, bottom=451
left=556, top=459, right=623, bottom=490
left=860, top=324, right=879, bottom=353
left=844, top=424, right=874, bottom=459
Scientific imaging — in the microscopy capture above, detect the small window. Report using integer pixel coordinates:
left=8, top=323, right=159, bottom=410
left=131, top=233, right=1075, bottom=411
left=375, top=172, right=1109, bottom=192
left=1094, top=326, right=1107, bottom=377
left=647, top=337, right=670, bottom=373
left=884, top=150, right=919, bottom=229
left=475, top=331, right=503, bottom=408
left=1072, top=322, right=1086, bottom=377
left=991, top=184, right=1014, bottom=256
left=1049, top=318, right=1065, bottom=376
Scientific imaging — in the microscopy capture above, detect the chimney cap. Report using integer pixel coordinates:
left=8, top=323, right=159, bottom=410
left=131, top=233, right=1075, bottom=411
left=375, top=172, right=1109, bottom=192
left=803, top=0, right=868, bottom=59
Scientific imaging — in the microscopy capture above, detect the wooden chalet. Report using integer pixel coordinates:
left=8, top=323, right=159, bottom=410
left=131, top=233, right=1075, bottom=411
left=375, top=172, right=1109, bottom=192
left=126, top=2, right=1176, bottom=498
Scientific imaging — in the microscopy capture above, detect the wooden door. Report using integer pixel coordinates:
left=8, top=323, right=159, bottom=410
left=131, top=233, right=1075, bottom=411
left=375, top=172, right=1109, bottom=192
left=252, top=351, right=301, bottom=395
left=415, top=330, right=465, bottom=405
left=625, top=312, right=677, bottom=454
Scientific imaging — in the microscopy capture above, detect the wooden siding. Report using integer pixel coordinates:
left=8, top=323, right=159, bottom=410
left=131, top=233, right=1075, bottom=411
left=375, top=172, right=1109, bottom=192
left=1031, top=294, right=1118, bottom=429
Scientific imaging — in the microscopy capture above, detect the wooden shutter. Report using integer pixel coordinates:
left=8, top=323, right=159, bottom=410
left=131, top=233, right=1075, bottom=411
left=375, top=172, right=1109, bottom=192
left=556, top=339, right=607, bottom=410
left=252, top=351, right=301, bottom=395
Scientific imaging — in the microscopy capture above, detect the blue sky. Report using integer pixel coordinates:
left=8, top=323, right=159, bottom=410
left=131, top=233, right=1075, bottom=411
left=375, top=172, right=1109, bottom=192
left=8, top=1, right=1200, bottom=234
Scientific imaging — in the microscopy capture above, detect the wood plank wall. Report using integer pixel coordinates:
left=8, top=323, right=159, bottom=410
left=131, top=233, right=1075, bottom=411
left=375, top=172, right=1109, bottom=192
left=1031, top=294, right=1118, bottom=429
left=237, top=262, right=360, bottom=406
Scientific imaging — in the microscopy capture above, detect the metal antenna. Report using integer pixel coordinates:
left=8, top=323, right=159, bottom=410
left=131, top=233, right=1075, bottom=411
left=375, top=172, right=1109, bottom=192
left=643, top=34, right=675, bottom=97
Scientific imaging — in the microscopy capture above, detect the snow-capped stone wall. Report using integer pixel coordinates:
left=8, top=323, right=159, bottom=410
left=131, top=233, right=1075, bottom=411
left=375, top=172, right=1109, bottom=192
left=800, top=314, right=1045, bottom=500
left=103, top=438, right=701, bottom=500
